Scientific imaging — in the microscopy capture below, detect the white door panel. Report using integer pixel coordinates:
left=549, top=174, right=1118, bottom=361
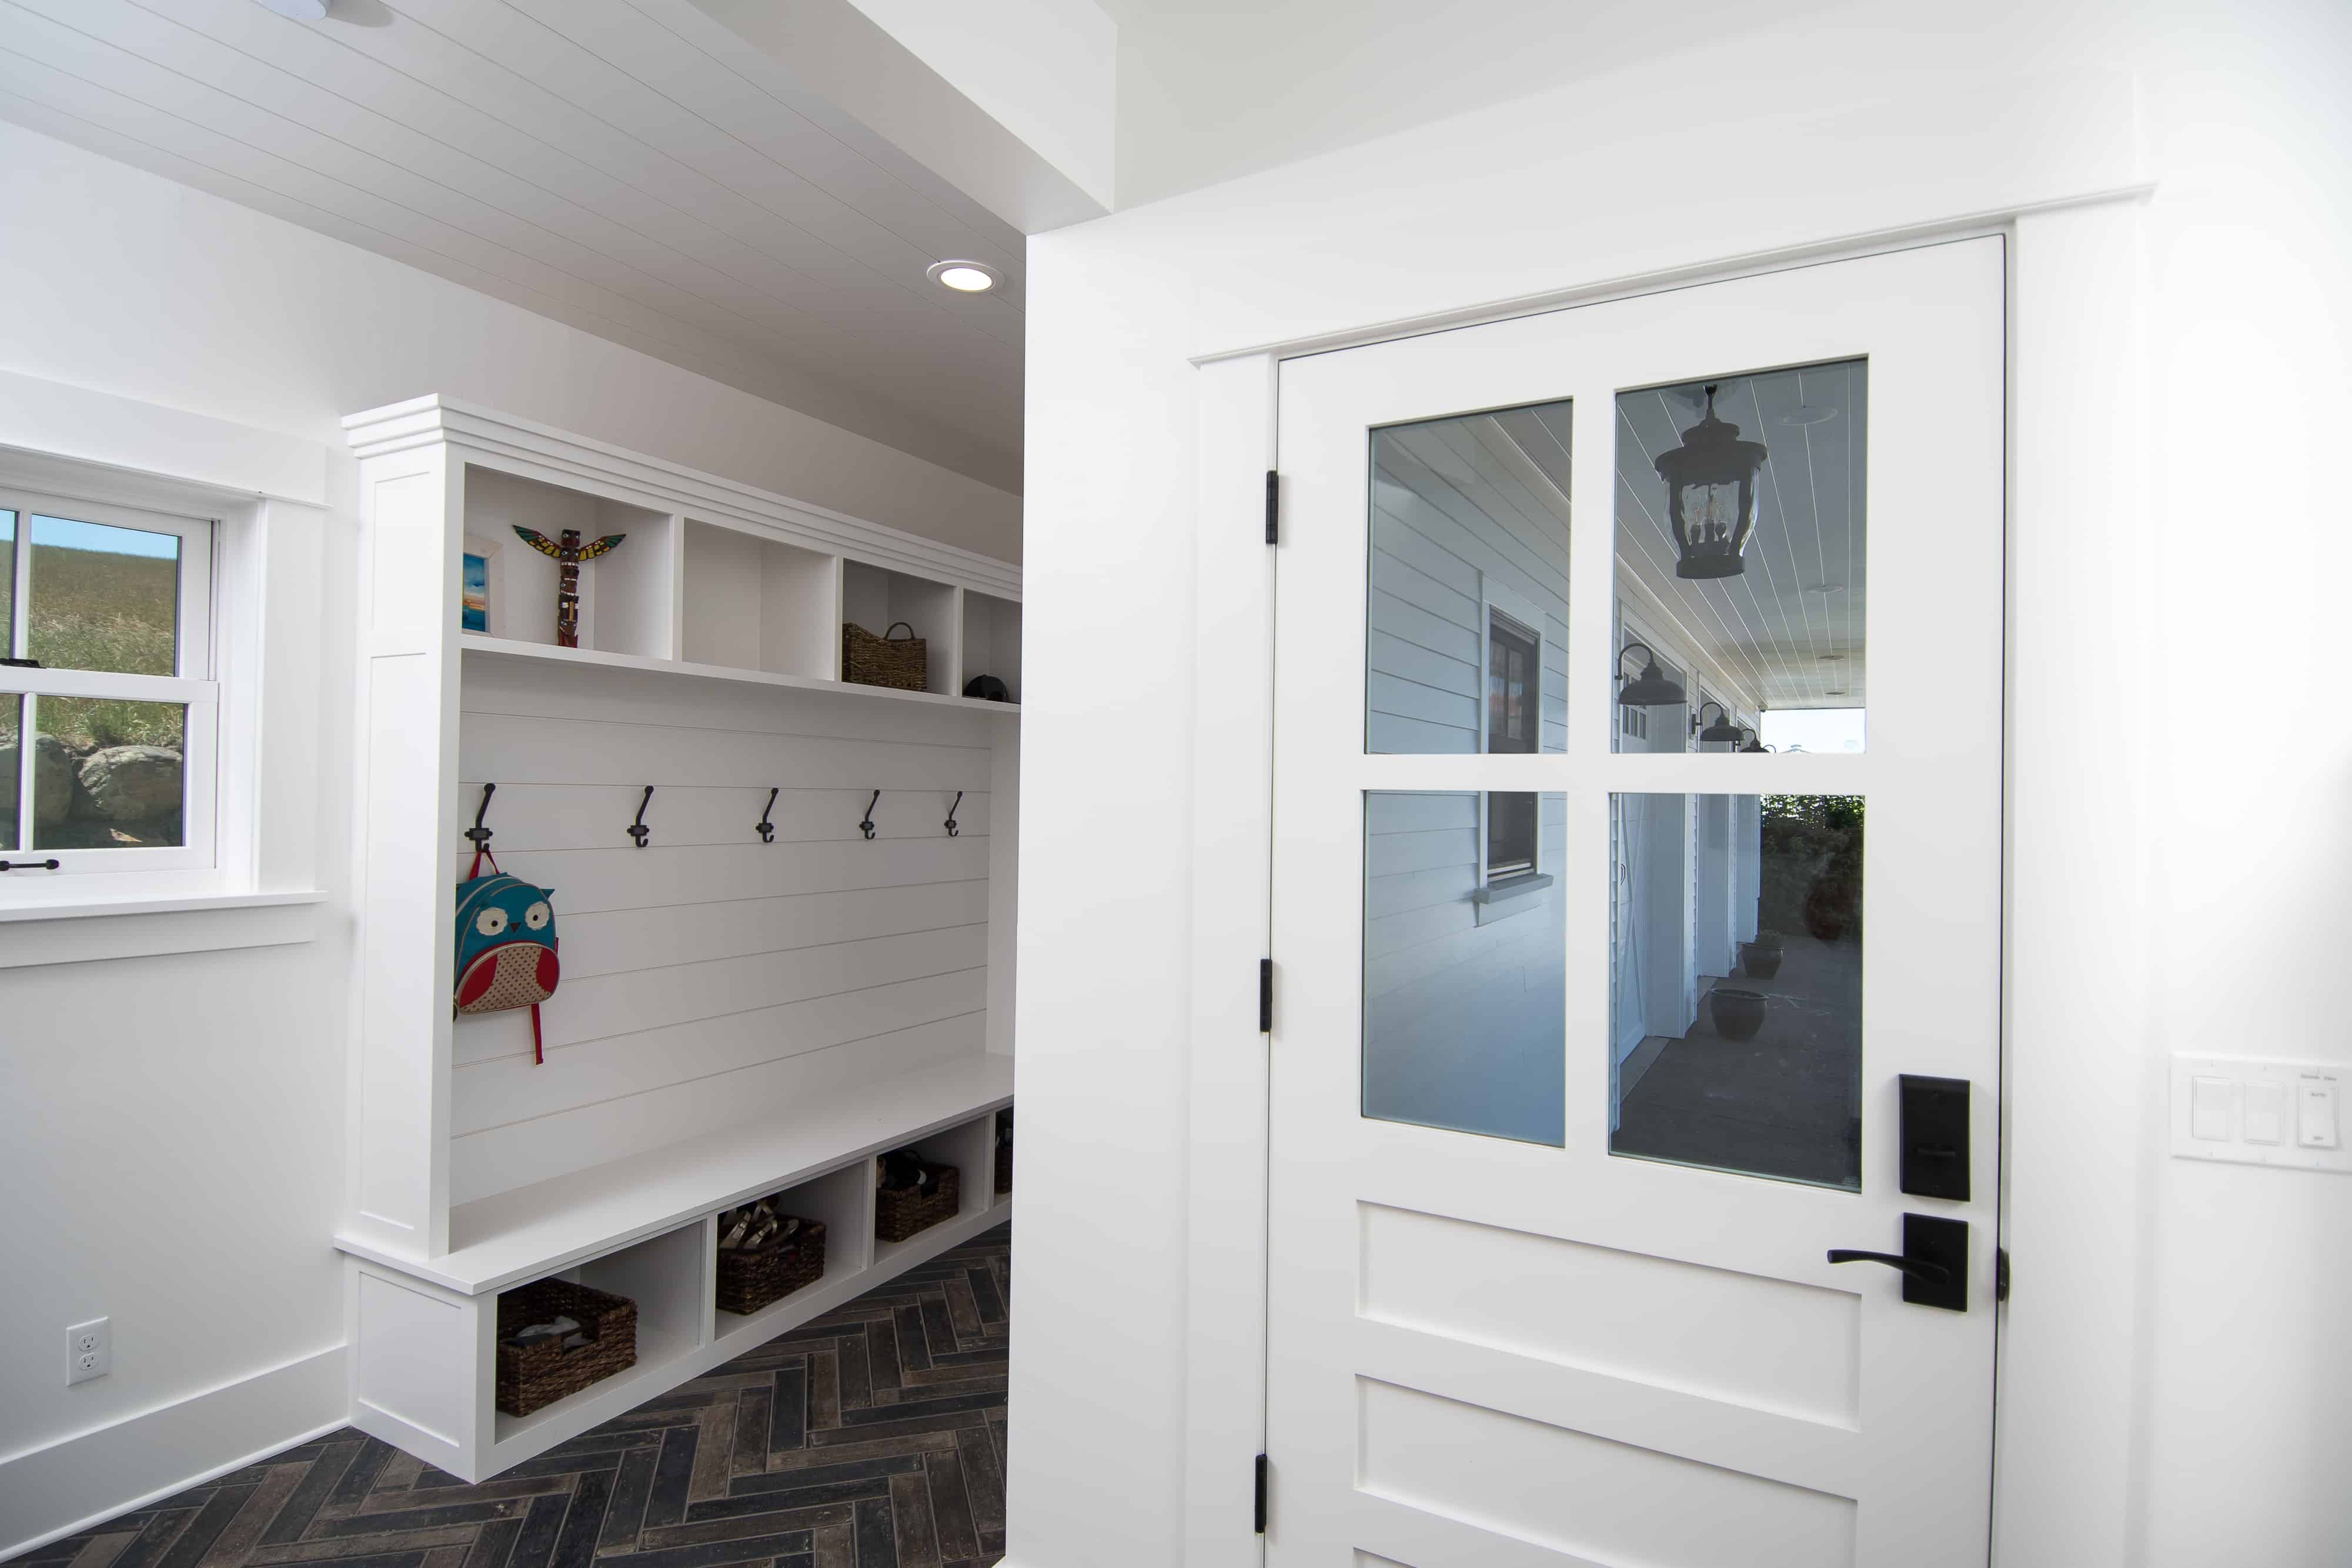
left=1268, top=239, right=2005, bottom=1567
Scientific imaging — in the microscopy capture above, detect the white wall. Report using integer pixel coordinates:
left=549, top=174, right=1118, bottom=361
left=1013, top=4, right=2351, bottom=1565
left=0, top=117, right=1020, bottom=1557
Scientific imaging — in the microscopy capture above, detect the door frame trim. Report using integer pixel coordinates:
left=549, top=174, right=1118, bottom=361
left=1181, top=194, right=2153, bottom=1566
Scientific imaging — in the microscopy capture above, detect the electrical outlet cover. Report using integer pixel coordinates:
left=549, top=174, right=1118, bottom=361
left=66, top=1318, right=109, bottom=1386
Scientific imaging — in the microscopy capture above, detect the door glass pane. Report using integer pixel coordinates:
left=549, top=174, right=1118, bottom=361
left=1, top=510, right=16, bottom=648
left=1367, top=399, right=1569, bottom=754
left=30, top=697, right=188, bottom=850
left=1609, top=792, right=1863, bottom=1189
left=28, top=513, right=182, bottom=676
left=0, top=694, right=19, bottom=851
left=1365, top=790, right=1564, bottom=1145
left=1613, top=360, right=1866, bottom=754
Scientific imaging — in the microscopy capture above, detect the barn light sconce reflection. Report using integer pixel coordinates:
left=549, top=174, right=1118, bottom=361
left=1616, top=642, right=1687, bottom=707
left=1693, top=701, right=1745, bottom=744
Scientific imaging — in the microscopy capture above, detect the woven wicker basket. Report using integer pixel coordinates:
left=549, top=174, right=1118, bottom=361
left=843, top=621, right=927, bottom=691
left=715, top=1213, right=827, bottom=1317
left=495, top=1277, right=637, bottom=1417
left=876, top=1161, right=960, bottom=1243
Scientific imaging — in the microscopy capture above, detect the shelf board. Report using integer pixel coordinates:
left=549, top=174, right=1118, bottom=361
left=336, top=1053, right=1013, bottom=1296
left=460, top=634, right=1020, bottom=716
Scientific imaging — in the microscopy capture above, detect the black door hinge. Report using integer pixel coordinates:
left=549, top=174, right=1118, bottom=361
left=1254, top=1453, right=1269, bottom=1534
left=1995, top=1248, right=2011, bottom=1303
left=1264, top=470, right=1279, bottom=545
left=1258, top=959, right=1273, bottom=1033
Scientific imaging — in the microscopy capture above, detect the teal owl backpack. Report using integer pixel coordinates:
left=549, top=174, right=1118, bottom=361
left=455, top=787, right=559, bottom=1063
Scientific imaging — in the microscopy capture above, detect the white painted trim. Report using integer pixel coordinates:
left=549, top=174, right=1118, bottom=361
left=0, top=892, right=321, bottom=967
left=1989, top=196, right=2149, bottom=1568
left=1178, top=353, right=1275, bottom=1568
left=0, top=369, right=330, bottom=508
left=1189, top=187, right=2154, bottom=370
left=0, top=1347, right=346, bottom=1562
left=342, top=396, right=1019, bottom=599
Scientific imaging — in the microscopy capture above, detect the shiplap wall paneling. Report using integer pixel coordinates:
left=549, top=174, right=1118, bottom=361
left=1368, top=456, right=1569, bottom=756
left=465, top=464, right=674, bottom=657
left=844, top=559, right=963, bottom=694
left=961, top=591, right=1023, bottom=701
left=680, top=519, right=843, bottom=678
left=1364, top=790, right=1565, bottom=1017
left=449, top=656, right=998, bottom=1206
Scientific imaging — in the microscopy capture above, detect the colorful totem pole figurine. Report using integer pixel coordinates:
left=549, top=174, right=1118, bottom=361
left=513, top=526, right=626, bottom=648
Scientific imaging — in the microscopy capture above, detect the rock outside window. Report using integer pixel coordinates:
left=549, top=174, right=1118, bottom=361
left=0, top=490, right=219, bottom=878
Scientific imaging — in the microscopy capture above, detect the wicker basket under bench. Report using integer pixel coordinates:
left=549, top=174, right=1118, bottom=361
left=714, top=1207, right=828, bottom=1316
left=495, top=1278, right=637, bottom=1418
left=875, top=1158, right=960, bottom=1243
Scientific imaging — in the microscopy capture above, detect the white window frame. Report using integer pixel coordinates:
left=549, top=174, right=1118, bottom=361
left=4, top=489, right=219, bottom=879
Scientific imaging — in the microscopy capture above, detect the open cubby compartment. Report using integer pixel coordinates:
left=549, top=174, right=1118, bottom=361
left=873, top=1115, right=1000, bottom=1266
left=959, top=591, right=1022, bottom=704
left=680, top=518, right=841, bottom=679
left=714, top=1160, right=876, bottom=1323
left=463, top=464, right=675, bottom=658
left=493, top=1220, right=709, bottom=1443
left=842, top=559, right=961, bottom=695
left=993, top=1105, right=1014, bottom=1198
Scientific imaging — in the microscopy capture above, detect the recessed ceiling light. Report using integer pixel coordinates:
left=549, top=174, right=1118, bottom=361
left=1818, top=653, right=1845, bottom=662
left=1779, top=403, right=1838, bottom=426
left=1803, top=581, right=1845, bottom=594
left=255, top=0, right=330, bottom=16
left=927, top=259, right=1000, bottom=293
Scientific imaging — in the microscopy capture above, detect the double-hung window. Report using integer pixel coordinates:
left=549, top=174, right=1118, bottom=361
left=0, top=492, right=216, bottom=875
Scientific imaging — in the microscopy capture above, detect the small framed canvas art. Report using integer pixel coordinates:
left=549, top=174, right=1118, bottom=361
left=460, top=536, right=502, bottom=635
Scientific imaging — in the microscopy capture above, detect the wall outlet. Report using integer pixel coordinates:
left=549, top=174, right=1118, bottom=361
left=66, top=1317, right=109, bottom=1386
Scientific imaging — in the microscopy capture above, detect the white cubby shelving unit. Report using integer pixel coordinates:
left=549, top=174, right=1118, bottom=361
left=335, top=396, right=1018, bottom=1482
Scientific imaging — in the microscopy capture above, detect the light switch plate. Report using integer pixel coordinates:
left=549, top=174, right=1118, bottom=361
left=2171, top=1056, right=2352, bottom=1173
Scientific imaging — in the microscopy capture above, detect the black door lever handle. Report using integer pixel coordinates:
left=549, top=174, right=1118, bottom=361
left=1825, top=1214, right=1969, bottom=1310
left=1826, top=1249, right=1952, bottom=1285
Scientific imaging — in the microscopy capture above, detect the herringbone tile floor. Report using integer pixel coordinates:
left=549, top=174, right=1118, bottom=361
left=26, top=1225, right=1011, bottom=1568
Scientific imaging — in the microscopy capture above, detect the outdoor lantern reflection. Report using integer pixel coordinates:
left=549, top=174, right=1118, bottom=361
left=1616, top=641, right=1686, bottom=707
left=1736, top=724, right=1770, bottom=753
left=1655, top=384, right=1769, bottom=580
left=1695, top=701, right=1745, bottom=744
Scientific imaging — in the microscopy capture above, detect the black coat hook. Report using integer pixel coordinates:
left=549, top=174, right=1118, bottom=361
left=466, top=782, right=496, bottom=849
left=628, top=785, right=654, bottom=848
left=756, top=787, right=779, bottom=844
left=860, top=790, right=880, bottom=841
left=944, top=791, right=963, bottom=838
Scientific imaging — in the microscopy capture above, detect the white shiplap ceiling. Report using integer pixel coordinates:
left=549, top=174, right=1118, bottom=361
left=0, top=0, right=1028, bottom=491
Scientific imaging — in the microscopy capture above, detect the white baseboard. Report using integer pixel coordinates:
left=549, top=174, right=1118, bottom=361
left=0, top=1346, right=347, bottom=1562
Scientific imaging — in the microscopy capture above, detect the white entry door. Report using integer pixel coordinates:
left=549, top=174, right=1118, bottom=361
left=1266, top=239, right=2005, bottom=1568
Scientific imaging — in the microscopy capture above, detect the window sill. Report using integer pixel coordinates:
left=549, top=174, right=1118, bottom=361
left=0, top=888, right=325, bottom=968
left=1472, top=872, right=1553, bottom=925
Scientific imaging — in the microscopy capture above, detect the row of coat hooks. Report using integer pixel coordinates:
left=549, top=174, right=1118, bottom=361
left=468, top=783, right=965, bottom=851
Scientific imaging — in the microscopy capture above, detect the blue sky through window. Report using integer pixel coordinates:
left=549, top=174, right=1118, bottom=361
left=31, top=514, right=179, bottom=559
